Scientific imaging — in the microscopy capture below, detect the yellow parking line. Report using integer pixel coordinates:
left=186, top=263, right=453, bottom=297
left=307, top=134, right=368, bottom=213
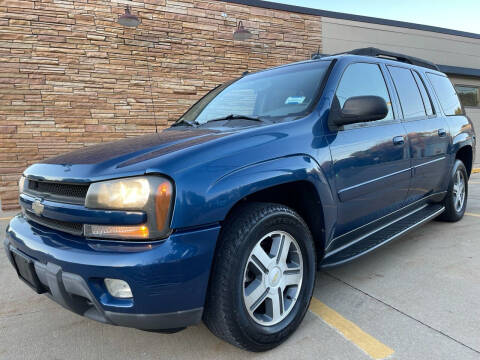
left=473, top=168, right=480, bottom=174
left=466, top=212, right=480, bottom=218
left=310, top=297, right=394, bottom=359
left=0, top=217, right=12, bottom=221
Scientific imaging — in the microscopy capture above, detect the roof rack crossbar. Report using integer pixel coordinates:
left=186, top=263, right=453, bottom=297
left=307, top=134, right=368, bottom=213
left=341, top=47, right=440, bottom=71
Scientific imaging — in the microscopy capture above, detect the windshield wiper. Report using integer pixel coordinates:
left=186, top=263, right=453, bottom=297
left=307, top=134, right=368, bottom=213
left=202, top=114, right=265, bottom=124
left=171, top=119, right=197, bottom=127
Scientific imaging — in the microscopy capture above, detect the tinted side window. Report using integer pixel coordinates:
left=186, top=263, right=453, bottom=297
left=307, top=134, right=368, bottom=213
left=335, top=63, right=394, bottom=125
left=412, top=71, right=434, bottom=116
left=427, top=73, right=463, bottom=115
left=388, top=66, right=426, bottom=119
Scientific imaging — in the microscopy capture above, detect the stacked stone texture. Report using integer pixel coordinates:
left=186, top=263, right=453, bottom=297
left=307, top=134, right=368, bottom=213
left=0, top=0, right=322, bottom=210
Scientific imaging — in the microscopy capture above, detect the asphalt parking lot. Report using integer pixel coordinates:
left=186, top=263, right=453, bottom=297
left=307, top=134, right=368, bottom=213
left=1, top=173, right=480, bottom=360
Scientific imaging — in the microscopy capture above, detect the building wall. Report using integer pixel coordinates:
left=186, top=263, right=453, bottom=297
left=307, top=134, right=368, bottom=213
left=322, top=17, right=480, bottom=166
left=0, top=0, right=322, bottom=210
left=321, top=17, right=480, bottom=68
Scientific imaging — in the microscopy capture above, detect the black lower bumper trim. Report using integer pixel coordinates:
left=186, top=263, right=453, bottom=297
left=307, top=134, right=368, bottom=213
left=106, top=308, right=203, bottom=330
left=8, top=246, right=203, bottom=331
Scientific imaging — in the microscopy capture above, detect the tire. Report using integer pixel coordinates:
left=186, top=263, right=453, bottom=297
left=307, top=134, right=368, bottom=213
left=203, top=202, right=316, bottom=352
left=438, top=159, right=468, bottom=222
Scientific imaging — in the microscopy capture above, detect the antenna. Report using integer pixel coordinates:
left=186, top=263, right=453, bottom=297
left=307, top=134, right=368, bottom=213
left=311, top=46, right=322, bottom=60
left=146, top=52, right=159, bottom=133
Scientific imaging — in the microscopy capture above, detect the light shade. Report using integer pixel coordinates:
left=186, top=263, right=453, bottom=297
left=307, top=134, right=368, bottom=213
left=233, top=21, right=252, bottom=41
left=118, top=6, right=141, bottom=28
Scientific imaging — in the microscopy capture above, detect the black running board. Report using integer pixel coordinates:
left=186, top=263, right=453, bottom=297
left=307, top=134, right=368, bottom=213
left=320, top=204, right=445, bottom=269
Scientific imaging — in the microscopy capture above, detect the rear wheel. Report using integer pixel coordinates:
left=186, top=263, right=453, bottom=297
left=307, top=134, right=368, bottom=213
left=203, top=202, right=316, bottom=352
left=439, top=160, right=468, bottom=222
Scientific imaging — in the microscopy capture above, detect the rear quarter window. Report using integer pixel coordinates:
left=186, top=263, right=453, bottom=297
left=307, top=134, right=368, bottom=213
left=387, top=66, right=426, bottom=120
left=427, top=73, right=463, bottom=116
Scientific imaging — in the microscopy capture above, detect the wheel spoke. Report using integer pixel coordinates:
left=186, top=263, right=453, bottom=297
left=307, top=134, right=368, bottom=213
left=282, top=269, right=302, bottom=287
left=244, top=279, right=268, bottom=311
left=269, top=233, right=282, bottom=259
left=250, top=243, right=271, bottom=274
left=267, top=292, right=283, bottom=320
left=457, top=195, right=464, bottom=209
left=453, top=183, right=459, bottom=195
left=276, top=235, right=292, bottom=267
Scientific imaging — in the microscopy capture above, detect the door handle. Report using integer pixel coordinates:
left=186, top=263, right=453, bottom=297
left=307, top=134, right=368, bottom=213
left=438, top=128, right=447, bottom=137
left=393, top=136, right=405, bottom=146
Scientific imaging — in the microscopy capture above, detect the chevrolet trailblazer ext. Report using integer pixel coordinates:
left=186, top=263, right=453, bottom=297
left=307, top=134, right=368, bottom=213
left=4, top=48, right=476, bottom=351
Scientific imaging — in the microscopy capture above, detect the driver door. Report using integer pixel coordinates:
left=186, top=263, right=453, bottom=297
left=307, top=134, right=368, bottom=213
left=326, top=62, right=411, bottom=242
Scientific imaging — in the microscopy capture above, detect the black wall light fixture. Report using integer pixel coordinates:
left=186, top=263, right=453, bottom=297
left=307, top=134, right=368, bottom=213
left=118, top=6, right=141, bottom=27
left=233, top=21, right=252, bottom=40
left=116, top=4, right=159, bottom=132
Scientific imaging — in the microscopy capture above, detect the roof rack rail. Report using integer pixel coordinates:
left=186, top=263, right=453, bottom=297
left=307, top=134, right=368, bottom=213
left=341, top=47, right=440, bottom=71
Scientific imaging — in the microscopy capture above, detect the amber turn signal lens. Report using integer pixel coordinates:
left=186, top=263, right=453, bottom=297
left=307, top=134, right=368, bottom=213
left=84, top=224, right=149, bottom=240
left=155, top=181, right=173, bottom=232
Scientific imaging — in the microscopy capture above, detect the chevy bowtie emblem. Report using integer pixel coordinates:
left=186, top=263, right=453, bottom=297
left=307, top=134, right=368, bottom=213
left=32, top=199, right=44, bottom=216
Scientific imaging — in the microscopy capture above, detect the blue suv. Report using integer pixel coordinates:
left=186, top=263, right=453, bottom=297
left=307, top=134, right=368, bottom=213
left=4, top=48, right=475, bottom=351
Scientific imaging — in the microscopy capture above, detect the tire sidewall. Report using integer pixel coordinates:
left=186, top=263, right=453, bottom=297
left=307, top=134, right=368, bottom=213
left=231, top=210, right=316, bottom=344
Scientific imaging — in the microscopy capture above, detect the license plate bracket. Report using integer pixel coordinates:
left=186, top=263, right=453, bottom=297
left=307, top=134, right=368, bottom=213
left=11, top=249, right=46, bottom=294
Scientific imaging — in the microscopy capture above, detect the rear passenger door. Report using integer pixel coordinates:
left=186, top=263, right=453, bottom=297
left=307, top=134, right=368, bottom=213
left=328, top=62, right=411, bottom=238
left=387, top=66, right=450, bottom=202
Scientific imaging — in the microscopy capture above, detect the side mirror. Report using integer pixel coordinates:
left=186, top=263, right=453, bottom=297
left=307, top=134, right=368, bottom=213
left=334, top=96, right=388, bottom=126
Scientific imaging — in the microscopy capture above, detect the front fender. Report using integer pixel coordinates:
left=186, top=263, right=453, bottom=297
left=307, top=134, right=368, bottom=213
left=170, top=155, right=336, bottom=237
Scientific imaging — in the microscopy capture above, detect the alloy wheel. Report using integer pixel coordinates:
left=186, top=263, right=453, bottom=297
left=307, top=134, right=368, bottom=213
left=242, top=231, right=303, bottom=326
left=453, top=169, right=466, bottom=212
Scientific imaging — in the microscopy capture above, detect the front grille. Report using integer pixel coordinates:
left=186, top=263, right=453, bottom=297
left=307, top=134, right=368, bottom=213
left=24, top=210, right=84, bottom=236
left=26, top=179, right=89, bottom=205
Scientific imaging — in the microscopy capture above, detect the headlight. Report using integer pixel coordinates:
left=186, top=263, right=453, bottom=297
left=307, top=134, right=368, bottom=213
left=86, top=177, right=150, bottom=210
left=85, top=176, right=173, bottom=240
left=18, top=175, right=26, bottom=194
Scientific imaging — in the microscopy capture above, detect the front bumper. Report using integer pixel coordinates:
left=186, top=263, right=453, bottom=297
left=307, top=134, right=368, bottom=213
left=4, top=214, right=220, bottom=330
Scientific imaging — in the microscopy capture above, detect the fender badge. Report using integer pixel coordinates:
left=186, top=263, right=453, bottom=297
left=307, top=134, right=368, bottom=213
left=32, top=199, right=44, bottom=216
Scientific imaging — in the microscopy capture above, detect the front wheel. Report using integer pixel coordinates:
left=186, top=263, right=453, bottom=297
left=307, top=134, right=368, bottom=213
left=438, top=159, right=468, bottom=222
left=203, top=202, right=316, bottom=352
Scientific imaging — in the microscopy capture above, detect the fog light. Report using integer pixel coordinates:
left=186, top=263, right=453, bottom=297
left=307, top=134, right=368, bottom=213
left=104, top=278, right=132, bottom=298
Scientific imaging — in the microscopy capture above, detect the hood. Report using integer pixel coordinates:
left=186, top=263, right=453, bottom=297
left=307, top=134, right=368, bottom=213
left=24, top=127, right=232, bottom=182
left=44, top=128, right=226, bottom=165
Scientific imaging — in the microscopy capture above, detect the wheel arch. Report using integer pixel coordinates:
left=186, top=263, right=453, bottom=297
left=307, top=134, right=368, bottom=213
left=209, top=155, right=336, bottom=261
left=224, top=180, right=326, bottom=260
left=455, top=145, right=473, bottom=177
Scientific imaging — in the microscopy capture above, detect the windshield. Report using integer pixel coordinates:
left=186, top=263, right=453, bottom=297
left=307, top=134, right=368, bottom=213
left=178, top=61, right=332, bottom=125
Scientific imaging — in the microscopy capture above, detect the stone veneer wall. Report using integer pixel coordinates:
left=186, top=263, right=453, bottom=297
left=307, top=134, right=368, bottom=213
left=0, top=0, right=322, bottom=210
